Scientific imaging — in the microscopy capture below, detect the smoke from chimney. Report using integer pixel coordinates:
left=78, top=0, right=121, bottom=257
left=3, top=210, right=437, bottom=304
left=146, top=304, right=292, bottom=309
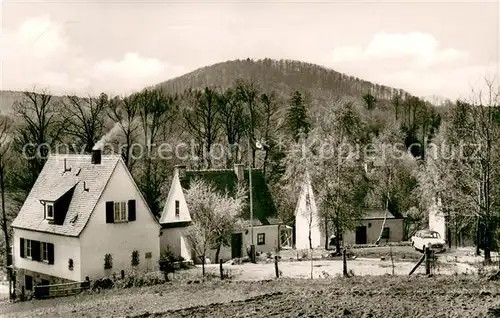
left=93, top=122, right=124, bottom=151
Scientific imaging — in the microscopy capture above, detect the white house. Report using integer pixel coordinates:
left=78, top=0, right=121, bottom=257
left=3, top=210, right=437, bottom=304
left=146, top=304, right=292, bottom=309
left=294, top=170, right=322, bottom=250
left=158, top=166, right=192, bottom=262
left=159, top=164, right=292, bottom=263
left=10, top=150, right=161, bottom=292
left=294, top=168, right=406, bottom=249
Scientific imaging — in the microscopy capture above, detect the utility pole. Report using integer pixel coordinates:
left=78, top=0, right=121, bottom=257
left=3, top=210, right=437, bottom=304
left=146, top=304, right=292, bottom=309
left=248, top=138, right=256, bottom=263
left=476, top=181, right=481, bottom=256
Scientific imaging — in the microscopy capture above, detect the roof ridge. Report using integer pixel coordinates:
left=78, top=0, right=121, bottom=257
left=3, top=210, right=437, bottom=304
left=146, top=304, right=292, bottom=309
left=185, top=167, right=264, bottom=172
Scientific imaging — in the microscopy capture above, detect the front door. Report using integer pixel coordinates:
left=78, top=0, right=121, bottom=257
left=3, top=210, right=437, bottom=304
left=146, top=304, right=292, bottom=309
left=231, top=233, right=243, bottom=259
left=355, top=226, right=367, bottom=245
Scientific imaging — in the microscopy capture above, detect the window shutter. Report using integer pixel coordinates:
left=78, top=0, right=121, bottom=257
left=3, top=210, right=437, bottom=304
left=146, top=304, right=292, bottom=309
left=31, top=240, right=41, bottom=261
left=106, top=201, right=114, bottom=223
left=48, top=243, right=54, bottom=264
left=20, top=238, right=25, bottom=258
left=128, top=200, right=136, bottom=221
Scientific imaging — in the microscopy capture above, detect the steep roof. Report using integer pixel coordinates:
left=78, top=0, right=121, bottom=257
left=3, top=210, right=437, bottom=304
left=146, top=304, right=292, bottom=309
left=11, top=154, right=121, bottom=236
left=363, top=209, right=396, bottom=220
left=179, top=168, right=279, bottom=226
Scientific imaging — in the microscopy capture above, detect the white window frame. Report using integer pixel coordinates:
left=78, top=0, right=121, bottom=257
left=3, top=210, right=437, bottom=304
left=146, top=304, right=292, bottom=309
left=257, top=233, right=265, bottom=245
left=114, top=201, right=128, bottom=222
left=25, top=239, right=32, bottom=259
left=45, top=202, right=54, bottom=220
left=41, top=242, right=49, bottom=262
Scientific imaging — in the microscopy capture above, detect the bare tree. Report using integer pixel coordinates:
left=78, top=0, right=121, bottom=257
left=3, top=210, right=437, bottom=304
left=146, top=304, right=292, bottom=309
left=182, top=87, right=221, bottom=169
left=12, top=89, right=67, bottom=197
left=106, top=95, right=140, bottom=170
left=235, top=80, right=262, bottom=167
left=0, top=115, right=13, bottom=299
left=216, top=88, right=247, bottom=167
left=136, top=88, right=177, bottom=217
left=62, top=93, right=106, bottom=153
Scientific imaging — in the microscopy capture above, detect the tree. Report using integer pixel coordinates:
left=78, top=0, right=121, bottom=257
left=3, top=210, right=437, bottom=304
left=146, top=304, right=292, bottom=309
left=0, top=115, right=13, bottom=299
left=235, top=80, right=262, bottom=167
left=216, top=88, right=247, bottom=167
left=259, top=92, right=282, bottom=176
left=281, top=100, right=369, bottom=254
left=182, top=87, right=221, bottom=169
left=12, top=90, right=67, bottom=200
left=62, top=93, right=106, bottom=153
left=363, top=92, right=377, bottom=111
left=286, top=90, right=310, bottom=142
left=441, top=80, right=500, bottom=262
left=368, top=125, right=416, bottom=245
left=184, top=179, right=246, bottom=275
left=136, top=89, right=176, bottom=217
left=106, top=95, right=140, bottom=170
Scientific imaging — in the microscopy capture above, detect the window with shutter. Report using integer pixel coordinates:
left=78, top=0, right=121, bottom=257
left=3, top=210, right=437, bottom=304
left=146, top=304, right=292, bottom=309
left=112, top=201, right=128, bottom=222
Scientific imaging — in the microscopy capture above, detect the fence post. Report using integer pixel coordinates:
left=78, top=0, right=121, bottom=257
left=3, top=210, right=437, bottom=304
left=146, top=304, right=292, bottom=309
left=425, top=246, right=431, bottom=275
left=274, top=256, right=279, bottom=278
left=220, top=259, right=224, bottom=280
left=343, top=249, right=348, bottom=277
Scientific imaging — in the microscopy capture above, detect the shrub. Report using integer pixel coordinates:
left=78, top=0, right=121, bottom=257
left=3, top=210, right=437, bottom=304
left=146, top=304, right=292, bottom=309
left=160, top=247, right=184, bottom=263
left=114, top=271, right=165, bottom=289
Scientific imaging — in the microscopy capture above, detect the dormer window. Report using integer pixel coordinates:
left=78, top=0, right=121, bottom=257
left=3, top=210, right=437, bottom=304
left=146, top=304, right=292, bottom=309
left=45, top=202, right=55, bottom=220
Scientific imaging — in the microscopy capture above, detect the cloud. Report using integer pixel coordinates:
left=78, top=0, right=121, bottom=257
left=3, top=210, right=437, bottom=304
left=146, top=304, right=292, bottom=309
left=0, top=16, right=184, bottom=96
left=86, top=53, right=185, bottom=94
left=331, top=32, right=469, bottom=69
left=326, top=32, right=496, bottom=100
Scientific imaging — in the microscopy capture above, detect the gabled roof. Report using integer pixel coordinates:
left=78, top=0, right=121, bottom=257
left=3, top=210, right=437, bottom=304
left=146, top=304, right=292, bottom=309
left=11, top=154, right=121, bottom=236
left=363, top=209, right=396, bottom=220
left=179, top=168, right=279, bottom=226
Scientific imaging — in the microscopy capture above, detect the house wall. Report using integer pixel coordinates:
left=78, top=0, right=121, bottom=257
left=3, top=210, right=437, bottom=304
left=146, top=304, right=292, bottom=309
left=203, top=225, right=281, bottom=263
left=13, top=228, right=81, bottom=288
left=79, top=161, right=160, bottom=279
left=343, top=219, right=405, bottom=245
left=160, top=227, right=192, bottom=261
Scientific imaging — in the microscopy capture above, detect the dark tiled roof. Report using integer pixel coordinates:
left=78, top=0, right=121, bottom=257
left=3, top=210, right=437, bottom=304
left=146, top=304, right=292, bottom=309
left=180, top=168, right=279, bottom=225
left=11, top=154, right=121, bottom=236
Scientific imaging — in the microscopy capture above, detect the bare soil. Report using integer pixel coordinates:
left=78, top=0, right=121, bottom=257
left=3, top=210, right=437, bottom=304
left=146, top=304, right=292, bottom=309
left=1, top=275, right=499, bottom=318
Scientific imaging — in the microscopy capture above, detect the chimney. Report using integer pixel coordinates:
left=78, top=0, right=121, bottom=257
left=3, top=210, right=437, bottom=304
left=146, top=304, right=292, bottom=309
left=174, top=165, right=186, bottom=178
left=91, top=149, right=101, bottom=165
left=234, top=163, right=245, bottom=183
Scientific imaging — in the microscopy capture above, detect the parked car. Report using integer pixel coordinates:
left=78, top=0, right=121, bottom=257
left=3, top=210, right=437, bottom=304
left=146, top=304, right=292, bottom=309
left=410, top=230, right=447, bottom=253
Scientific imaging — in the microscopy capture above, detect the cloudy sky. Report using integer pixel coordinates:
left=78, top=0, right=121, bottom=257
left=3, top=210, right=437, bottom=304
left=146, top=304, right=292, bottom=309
left=0, top=0, right=498, bottom=100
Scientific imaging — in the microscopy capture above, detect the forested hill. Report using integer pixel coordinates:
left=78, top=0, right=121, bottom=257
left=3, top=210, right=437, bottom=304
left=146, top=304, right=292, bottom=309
left=155, top=58, right=413, bottom=102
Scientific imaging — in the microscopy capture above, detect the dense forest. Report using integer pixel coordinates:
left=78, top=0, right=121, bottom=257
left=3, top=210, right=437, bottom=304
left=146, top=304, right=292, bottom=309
left=0, top=58, right=498, bottom=267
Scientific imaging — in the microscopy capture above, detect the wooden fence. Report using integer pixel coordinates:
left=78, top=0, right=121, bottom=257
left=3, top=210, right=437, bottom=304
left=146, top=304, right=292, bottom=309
left=33, top=279, right=91, bottom=299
